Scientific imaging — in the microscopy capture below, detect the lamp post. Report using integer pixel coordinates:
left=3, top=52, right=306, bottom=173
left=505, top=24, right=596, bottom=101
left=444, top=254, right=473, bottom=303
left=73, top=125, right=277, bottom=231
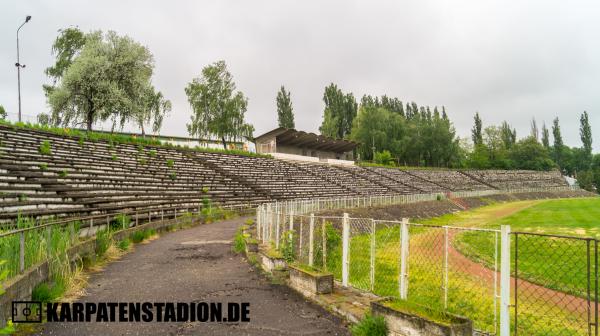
left=16, top=15, right=32, bottom=122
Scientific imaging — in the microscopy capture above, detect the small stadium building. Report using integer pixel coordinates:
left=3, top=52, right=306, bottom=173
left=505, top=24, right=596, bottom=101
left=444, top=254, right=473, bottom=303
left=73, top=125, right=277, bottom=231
left=254, top=127, right=358, bottom=165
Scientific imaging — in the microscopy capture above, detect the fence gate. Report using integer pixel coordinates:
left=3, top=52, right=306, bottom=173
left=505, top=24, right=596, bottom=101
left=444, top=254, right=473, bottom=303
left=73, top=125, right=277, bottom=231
left=513, top=232, right=598, bottom=336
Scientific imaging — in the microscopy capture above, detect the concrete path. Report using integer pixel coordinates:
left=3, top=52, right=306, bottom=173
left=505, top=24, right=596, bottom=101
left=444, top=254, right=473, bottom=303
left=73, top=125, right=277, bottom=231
left=37, top=218, right=349, bottom=335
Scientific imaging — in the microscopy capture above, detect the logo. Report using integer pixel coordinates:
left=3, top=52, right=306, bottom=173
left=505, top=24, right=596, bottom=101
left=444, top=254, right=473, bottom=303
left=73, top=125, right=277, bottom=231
left=12, top=301, right=42, bottom=323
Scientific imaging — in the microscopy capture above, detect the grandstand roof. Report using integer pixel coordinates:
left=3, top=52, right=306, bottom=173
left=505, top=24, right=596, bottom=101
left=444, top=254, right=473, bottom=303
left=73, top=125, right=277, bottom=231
left=254, top=127, right=359, bottom=153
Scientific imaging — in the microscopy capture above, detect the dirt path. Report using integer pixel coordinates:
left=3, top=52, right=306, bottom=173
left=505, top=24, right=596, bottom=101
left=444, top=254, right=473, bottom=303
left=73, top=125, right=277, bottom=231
left=36, top=218, right=349, bottom=336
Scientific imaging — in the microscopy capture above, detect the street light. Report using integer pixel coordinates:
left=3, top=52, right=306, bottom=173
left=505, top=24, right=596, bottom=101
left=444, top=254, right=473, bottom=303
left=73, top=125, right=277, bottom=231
left=16, top=15, right=32, bottom=122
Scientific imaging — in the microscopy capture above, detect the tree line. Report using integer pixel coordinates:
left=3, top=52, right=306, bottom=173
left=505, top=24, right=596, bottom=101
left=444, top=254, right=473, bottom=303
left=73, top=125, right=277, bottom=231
left=19, top=28, right=600, bottom=191
left=38, top=28, right=253, bottom=149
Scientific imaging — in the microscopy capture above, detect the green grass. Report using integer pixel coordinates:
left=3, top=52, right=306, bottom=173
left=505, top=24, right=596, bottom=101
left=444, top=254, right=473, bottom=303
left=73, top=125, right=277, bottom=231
left=39, top=140, right=52, bottom=155
left=351, top=314, right=387, bottom=336
left=0, top=120, right=271, bottom=159
left=95, top=229, right=112, bottom=257
left=382, top=298, right=460, bottom=325
left=0, top=217, right=79, bottom=280
left=129, top=228, right=156, bottom=243
left=421, top=198, right=599, bottom=335
left=117, top=239, right=131, bottom=251
left=32, top=281, right=65, bottom=303
left=233, top=228, right=246, bottom=253
left=455, top=198, right=600, bottom=298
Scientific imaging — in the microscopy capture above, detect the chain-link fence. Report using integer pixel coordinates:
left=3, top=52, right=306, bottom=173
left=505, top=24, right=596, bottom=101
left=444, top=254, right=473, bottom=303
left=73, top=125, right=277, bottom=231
left=513, top=232, right=598, bottom=336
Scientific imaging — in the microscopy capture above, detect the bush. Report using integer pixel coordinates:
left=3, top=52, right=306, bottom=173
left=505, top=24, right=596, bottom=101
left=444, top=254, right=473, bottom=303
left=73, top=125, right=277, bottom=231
left=166, top=159, right=174, bottom=168
left=351, top=314, right=388, bottom=336
left=32, top=281, right=65, bottom=303
left=280, top=230, right=295, bottom=262
left=117, top=239, right=130, bottom=251
left=149, top=149, right=157, bottom=157
left=374, top=150, right=394, bottom=166
left=111, top=214, right=130, bottom=230
left=39, top=140, right=52, bottom=155
left=58, top=169, right=68, bottom=178
left=39, top=163, right=48, bottom=170
left=111, top=154, right=118, bottom=161
left=169, top=172, right=177, bottom=180
left=233, top=228, right=246, bottom=254
left=95, top=229, right=112, bottom=257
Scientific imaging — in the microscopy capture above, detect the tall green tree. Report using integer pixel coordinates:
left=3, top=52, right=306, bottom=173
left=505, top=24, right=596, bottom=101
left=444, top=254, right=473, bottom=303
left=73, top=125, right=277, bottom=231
left=580, top=111, right=593, bottom=158
left=500, top=121, right=517, bottom=149
left=276, top=86, right=294, bottom=128
left=510, top=137, right=555, bottom=171
left=530, top=118, right=539, bottom=141
left=45, top=29, right=169, bottom=131
left=43, top=27, right=87, bottom=99
left=185, top=60, right=254, bottom=149
left=319, top=83, right=357, bottom=139
left=541, top=123, right=550, bottom=149
left=552, top=117, right=564, bottom=169
left=471, top=112, right=483, bottom=146
left=0, top=105, right=6, bottom=120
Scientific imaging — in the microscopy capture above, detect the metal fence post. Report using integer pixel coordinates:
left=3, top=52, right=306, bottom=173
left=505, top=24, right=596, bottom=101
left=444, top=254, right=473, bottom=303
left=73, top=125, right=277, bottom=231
left=276, top=209, right=281, bottom=249
left=309, top=213, right=315, bottom=267
left=46, top=226, right=52, bottom=258
left=370, top=219, right=376, bottom=291
left=399, top=218, right=409, bottom=299
left=322, top=218, right=327, bottom=270
left=19, top=231, right=25, bottom=274
left=500, top=225, right=511, bottom=336
left=444, top=225, right=449, bottom=309
left=342, top=213, right=350, bottom=287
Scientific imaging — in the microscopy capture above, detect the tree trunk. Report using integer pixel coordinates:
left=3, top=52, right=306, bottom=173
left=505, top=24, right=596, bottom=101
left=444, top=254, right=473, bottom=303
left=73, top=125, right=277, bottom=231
left=222, top=136, right=228, bottom=150
left=86, top=110, right=94, bottom=131
left=141, top=123, right=145, bottom=136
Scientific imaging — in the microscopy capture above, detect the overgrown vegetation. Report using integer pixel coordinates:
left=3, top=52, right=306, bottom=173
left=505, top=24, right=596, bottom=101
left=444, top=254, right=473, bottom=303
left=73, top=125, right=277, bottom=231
left=39, top=140, right=52, bottom=155
left=129, top=228, right=156, bottom=243
left=95, top=229, right=112, bottom=257
left=233, top=228, right=246, bottom=253
left=350, top=313, right=387, bottom=336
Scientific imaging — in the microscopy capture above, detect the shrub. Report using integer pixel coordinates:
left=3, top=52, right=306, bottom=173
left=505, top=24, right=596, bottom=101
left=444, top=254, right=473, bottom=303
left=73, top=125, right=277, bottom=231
left=280, top=230, right=295, bottom=262
left=32, top=281, right=65, bottom=303
left=130, top=230, right=146, bottom=243
left=374, top=150, right=394, bottom=166
left=111, top=154, right=118, bottom=161
left=138, top=158, right=147, bottom=165
left=39, top=163, right=48, bottom=170
left=39, top=140, right=52, bottom=155
left=111, top=214, right=131, bottom=230
left=95, top=229, right=112, bottom=257
left=166, top=159, right=174, bottom=168
left=137, top=144, right=144, bottom=152
left=244, top=218, right=255, bottom=226
left=201, top=186, right=210, bottom=193
left=58, top=169, right=68, bottom=178
left=78, top=137, right=85, bottom=147
left=149, top=149, right=157, bottom=157
left=169, top=172, right=177, bottom=180
left=436, top=194, right=442, bottom=201
left=18, top=194, right=28, bottom=202
left=233, top=228, right=246, bottom=254
left=351, top=314, right=388, bottom=336
left=117, top=239, right=130, bottom=251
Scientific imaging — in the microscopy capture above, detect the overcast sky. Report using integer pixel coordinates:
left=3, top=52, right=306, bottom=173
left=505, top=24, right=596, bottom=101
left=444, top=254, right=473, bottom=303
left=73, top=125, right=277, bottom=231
left=1, top=0, right=599, bottom=151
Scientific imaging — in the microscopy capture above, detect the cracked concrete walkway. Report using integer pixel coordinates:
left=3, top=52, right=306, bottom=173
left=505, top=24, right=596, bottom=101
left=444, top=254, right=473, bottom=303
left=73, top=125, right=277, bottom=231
left=37, top=217, right=349, bottom=335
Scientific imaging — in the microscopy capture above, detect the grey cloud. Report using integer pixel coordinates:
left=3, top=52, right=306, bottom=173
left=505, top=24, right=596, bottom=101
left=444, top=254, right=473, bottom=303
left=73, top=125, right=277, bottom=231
left=0, top=0, right=598, bottom=151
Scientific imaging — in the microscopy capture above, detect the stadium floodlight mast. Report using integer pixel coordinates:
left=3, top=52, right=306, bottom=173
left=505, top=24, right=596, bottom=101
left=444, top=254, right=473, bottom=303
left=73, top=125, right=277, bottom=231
left=16, top=15, right=32, bottom=122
